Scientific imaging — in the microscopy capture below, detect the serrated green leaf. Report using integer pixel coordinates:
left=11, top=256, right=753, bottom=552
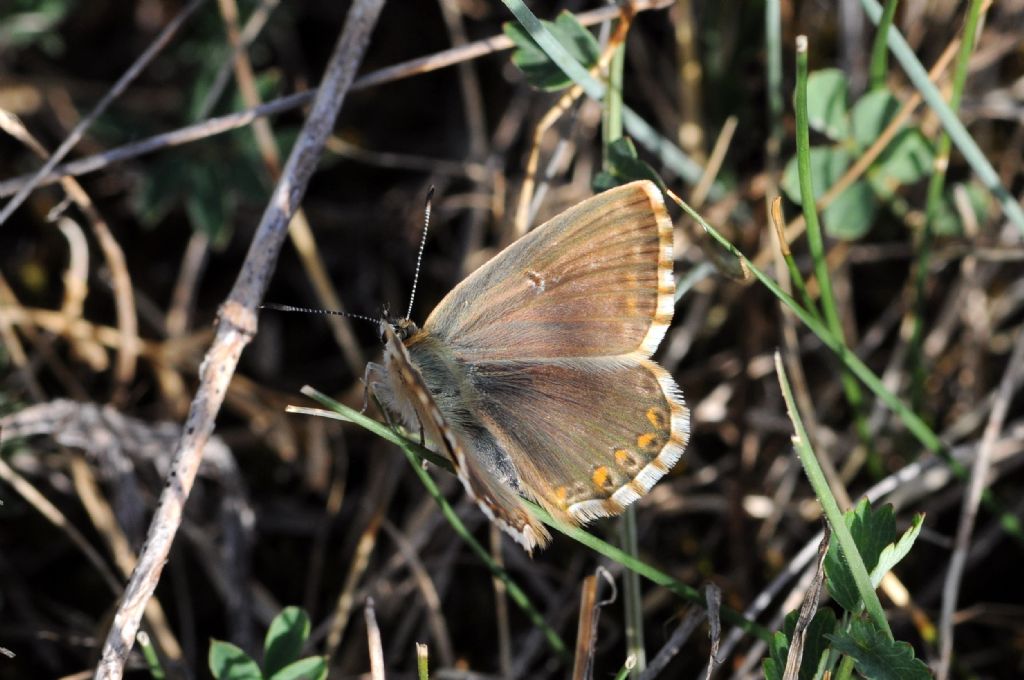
left=806, top=69, right=850, bottom=140
left=827, top=618, right=931, bottom=680
left=504, top=11, right=599, bottom=92
left=800, top=609, right=838, bottom=680
left=209, top=640, right=263, bottom=680
left=871, top=514, right=924, bottom=588
left=825, top=500, right=897, bottom=612
left=263, top=607, right=311, bottom=677
left=850, top=89, right=900, bottom=152
left=875, top=129, right=934, bottom=185
left=268, top=656, right=327, bottom=680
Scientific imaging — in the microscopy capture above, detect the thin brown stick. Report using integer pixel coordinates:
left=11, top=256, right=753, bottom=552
left=0, top=111, right=140, bottom=404
left=365, top=597, right=386, bottom=680
left=381, top=520, right=455, bottom=669
left=0, top=275, right=90, bottom=400
left=326, top=512, right=384, bottom=661
left=199, top=0, right=280, bottom=118
left=216, top=0, right=364, bottom=377
left=570, top=575, right=600, bottom=680
left=67, top=455, right=183, bottom=663
left=165, top=232, right=210, bottom=338
left=671, top=0, right=705, bottom=163
left=690, top=115, right=737, bottom=208
left=0, top=284, right=44, bottom=399
left=92, top=2, right=385, bottom=676
left=0, top=454, right=121, bottom=595
left=638, top=608, right=706, bottom=680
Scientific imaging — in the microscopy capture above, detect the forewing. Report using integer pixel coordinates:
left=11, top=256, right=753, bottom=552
left=466, top=356, right=690, bottom=523
left=422, top=181, right=675, bottom=361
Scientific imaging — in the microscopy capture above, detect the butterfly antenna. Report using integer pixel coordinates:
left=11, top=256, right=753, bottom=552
left=260, top=302, right=378, bottom=326
left=406, top=185, right=434, bottom=321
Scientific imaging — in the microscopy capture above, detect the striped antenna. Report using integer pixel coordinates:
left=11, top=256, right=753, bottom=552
left=406, top=185, right=434, bottom=320
left=259, top=303, right=378, bottom=326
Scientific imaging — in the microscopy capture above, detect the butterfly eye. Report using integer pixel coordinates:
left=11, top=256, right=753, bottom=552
left=394, top=319, right=419, bottom=341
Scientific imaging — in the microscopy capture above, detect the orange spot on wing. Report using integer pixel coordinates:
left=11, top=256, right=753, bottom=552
left=592, top=465, right=610, bottom=489
left=614, top=449, right=630, bottom=465
left=646, top=407, right=668, bottom=430
left=637, top=432, right=660, bottom=450
left=555, top=486, right=568, bottom=507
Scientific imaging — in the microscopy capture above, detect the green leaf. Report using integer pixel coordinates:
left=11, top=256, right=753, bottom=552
left=782, top=146, right=876, bottom=239
left=762, top=657, right=781, bottom=680
left=806, top=69, right=850, bottom=140
left=871, top=513, right=924, bottom=588
left=268, top=656, right=328, bottom=680
left=591, top=137, right=666, bottom=192
left=827, top=618, right=931, bottom=680
left=823, top=178, right=877, bottom=240
left=504, top=11, right=599, bottom=91
left=850, top=89, right=900, bottom=152
left=782, top=145, right=850, bottom=205
left=800, top=609, right=839, bottom=680
left=771, top=608, right=839, bottom=680
left=591, top=171, right=620, bottom=193
left=209, top=640, right=263, bottom=680
left=875, top=129, right=934, bottom=185
left=263, top=607, right=311, bottom=677
left=825, top=500, right=897, bottom=612
left=762, top=630, right=790, bottom=680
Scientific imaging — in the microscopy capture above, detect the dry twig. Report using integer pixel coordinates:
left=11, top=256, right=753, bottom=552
left=92, top=2, right=386, bottom=676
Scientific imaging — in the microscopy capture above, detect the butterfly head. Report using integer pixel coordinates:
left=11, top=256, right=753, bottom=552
left=378, top=305, right=419, bottom=343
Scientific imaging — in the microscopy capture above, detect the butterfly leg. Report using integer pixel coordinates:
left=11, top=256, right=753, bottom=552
left=364, top=361, right=407, bottom=435
left=362, top=362, right=385, bottom=414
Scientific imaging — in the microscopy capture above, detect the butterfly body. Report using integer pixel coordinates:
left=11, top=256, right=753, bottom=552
left=368, top=181, right=689, bottom=552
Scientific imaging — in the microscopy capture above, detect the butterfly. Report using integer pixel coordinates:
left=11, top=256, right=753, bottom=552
left=366, top=180, right=690, bottom=552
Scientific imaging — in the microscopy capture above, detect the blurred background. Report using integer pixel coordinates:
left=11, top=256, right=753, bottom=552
left=1, top=0, right=1023, bottom=678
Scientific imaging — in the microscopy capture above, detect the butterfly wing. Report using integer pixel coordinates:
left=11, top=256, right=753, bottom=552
left=378, top=324, right=550, bottom=552
left=461, top=355, right=689, bottom=523
left=422, top=181, right=675, bottom=362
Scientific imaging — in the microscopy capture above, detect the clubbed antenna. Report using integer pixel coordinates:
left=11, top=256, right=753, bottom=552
left=406, top=185, right=434, bottom=321
left=259, top=302, right=378, bottom=326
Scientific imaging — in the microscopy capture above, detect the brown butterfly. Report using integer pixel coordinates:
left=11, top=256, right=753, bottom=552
left=367, top=180, right=689, bottom=552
